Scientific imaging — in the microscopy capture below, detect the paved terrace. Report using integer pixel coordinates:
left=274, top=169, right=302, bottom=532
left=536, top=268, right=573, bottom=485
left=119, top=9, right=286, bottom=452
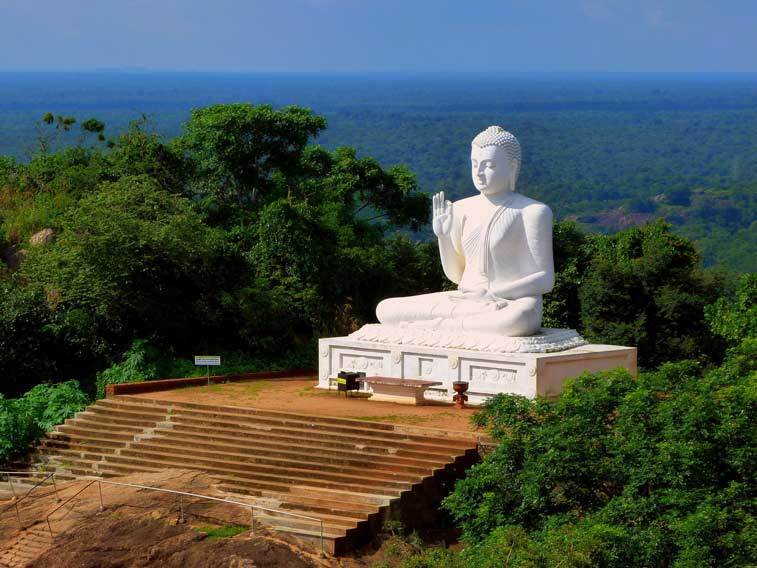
left=130, top=376, right=479, bottom=434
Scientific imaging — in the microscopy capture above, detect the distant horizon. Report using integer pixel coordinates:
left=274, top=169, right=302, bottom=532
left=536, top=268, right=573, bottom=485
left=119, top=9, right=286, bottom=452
left=3, top=69, right=757, bottom=78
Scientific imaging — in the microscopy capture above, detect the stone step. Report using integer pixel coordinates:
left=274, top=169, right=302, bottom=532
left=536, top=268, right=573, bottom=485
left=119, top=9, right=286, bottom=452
left=75, top=411, right=165, bottom=430
left=110, top=396, right=475, bottom=442
left=84, top=403, right=166, bottom=420
left=169, top=410, right=466, bottom=447
left=154, top=424, right=447, bottom=464
left=105, top=449, right=409, bottom=497
left=254, top=517, right=348, bottom=542
left=166, top=421, right=457, bottom=460
left=147, top=431, right=440, bottom=473
left=46, top=443, right=421, bottom=491
left=54, top=424, right=135, bottom=441
left=124, top=438, right=435, bottom=481
left=246, top=504, right=366, bottom=528
left=251, top=510, right=354, bottom=535
left=104, top=397, right=474, bottom=447
left=86, top=455, right=395, bottom=507
left=56, top=416, right=461, bottom=462
left=44, top=432, right=125, bottom=448
left=68, top=401, right=466, bottom=451
left=219, top=484, right=381, bottom=516
left=39, top=439, right=120, bottom=457
left=46, top=445, right=370, bottom=542
left=166, top=416, right=460, bottom=456
left=80, top=466, right=373, bottom=533
left=48, top=420, right=450, bottom=473
left=74, top=461, right=380, bottom=520
left=18, top=394, right=479, bottom=555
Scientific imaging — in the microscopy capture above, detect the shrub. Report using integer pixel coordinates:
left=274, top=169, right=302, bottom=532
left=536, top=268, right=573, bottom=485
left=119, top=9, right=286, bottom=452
left=95, top=339, right=159, bottom=399
left=0, top=380, right=88, bottom=465
left=443, top=340, right=757, bottom=567
left=705, top=273, right=757, bottom=344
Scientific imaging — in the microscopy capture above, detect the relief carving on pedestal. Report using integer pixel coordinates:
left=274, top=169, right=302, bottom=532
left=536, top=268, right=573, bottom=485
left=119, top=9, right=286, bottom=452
left=470, top=366, right=517, bottom=385
left=340, top=354, right=385, bottom=375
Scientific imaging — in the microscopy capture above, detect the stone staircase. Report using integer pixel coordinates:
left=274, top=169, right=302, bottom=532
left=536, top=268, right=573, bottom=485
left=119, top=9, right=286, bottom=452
left=0, top=523, right=52, bottom=568
left=10, top=395, right=479, bottom=554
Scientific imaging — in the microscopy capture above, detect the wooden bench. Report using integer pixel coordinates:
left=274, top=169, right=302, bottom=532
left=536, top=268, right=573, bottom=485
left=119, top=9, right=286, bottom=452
left=360, top=376, right=443, bottom=405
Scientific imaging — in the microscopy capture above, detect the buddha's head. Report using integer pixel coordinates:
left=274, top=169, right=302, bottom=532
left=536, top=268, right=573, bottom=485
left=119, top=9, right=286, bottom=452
left=471, top=126, right=521, bottom=196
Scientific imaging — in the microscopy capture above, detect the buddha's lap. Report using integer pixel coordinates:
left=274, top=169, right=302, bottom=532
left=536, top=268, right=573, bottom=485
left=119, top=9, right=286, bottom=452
left=377, top=292, right=539, bottom=323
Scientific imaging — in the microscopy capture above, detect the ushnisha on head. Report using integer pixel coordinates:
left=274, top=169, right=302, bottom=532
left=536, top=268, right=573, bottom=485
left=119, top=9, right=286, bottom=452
left=471, top=126, right=522, bottom=196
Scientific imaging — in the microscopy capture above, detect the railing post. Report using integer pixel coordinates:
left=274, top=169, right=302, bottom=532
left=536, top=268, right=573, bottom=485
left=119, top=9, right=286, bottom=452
left=250, top=507, right=255, bottom=537
left=320, top=519, right=325, bottom=556
left=7, top=475, right=17, bottom=499
left=97, top=481, right=104, bottom=511
left=178, top=494, right=184, bottom=524
left=51, top=473, right=60, bottom=501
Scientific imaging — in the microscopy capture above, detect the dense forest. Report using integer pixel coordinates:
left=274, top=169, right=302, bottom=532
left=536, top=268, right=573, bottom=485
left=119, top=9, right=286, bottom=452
left=0, top=101, right=746, bottom=398
left=0, top=101, right=754, bottom=566
left=1, top=72, right=755, bottom=271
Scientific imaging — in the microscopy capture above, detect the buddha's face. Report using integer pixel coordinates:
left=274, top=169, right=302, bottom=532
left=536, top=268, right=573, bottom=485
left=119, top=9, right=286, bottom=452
left=471, top=144, right=512, bottom=195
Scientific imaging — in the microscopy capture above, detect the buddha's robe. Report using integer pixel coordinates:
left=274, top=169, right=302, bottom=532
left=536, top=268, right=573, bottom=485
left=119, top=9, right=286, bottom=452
left=376, top=192, right=554, bottom=337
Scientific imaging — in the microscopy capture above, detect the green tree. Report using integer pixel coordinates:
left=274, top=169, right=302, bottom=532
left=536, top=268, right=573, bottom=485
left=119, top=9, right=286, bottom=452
left=179, top=103, right=327, bottom=209
left=543, top=221, right=589, bottom=330
left=104, top=117, right=186, bottom=194
left=295, top=145, right=429, bottom=231
left=0, top=285, right=57, bottom=396
left=20, top=175, right=222, bottom=353
left=705, top=273, right=757, bottom=344
left=579, top=219, right=722, bottom=367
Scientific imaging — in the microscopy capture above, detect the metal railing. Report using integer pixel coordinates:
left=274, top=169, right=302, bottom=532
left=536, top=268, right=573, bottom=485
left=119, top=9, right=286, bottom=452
left=0, top=470, right=60, bottom=527
left=45, top=477, right=326, bottom=555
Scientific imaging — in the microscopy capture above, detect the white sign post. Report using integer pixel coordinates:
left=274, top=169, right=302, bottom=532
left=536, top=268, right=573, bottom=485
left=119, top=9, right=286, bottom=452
left=194, top=355, right=221, bottom=385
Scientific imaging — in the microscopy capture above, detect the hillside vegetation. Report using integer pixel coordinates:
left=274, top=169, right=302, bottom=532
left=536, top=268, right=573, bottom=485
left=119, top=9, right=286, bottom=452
left=1, top=73, right=755, bottom=271
left=0, top=103, right=755, bottom=566
left=1, top=104, right=746, bottom=399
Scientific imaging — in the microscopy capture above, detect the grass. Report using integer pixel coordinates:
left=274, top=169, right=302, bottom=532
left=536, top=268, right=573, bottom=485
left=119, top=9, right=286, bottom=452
left=193, top=524, right=249, bottom=540
left=298, top=386, right=334, bottom=397
left=239, top=380, right=276, bottom=398
left=176, top=379, right=278, bottom=400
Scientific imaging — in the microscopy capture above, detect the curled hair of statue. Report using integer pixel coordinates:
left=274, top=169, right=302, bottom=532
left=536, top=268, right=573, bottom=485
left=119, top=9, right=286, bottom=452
left=472, top=125, right=521, bottom=188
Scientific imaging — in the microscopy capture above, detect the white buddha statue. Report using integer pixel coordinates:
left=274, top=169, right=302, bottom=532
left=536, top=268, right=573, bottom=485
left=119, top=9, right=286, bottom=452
left=376, top=126, right=554, bottom=337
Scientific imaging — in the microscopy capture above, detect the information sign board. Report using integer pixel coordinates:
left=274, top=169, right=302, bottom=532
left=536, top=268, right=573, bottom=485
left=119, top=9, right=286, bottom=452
left=194, top=356, right=221, bottom=366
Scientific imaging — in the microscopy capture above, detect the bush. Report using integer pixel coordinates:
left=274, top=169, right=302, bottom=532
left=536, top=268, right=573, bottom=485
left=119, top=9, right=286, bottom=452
left=0, top=380, right=88, bottom=465
left=705, top=273, right=757, bottom=344
left=442, top=340, right=757, bottom=567
left=0, top=284, right=57, bottom=397
left=95, top=339, right=159, bottom=399
left=94, top=339, right=316, bottom=399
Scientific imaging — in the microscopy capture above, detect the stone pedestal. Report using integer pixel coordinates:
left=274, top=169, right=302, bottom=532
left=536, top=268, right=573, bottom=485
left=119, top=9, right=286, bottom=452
left=318, top=336, right=637, bottom=405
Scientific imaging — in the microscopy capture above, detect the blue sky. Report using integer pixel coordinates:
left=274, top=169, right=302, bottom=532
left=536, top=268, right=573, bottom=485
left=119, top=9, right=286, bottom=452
left=1, top=0, right=755, bottom=73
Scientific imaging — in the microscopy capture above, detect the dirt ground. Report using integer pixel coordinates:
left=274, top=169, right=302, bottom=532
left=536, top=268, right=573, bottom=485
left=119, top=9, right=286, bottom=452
left=1, top=469, right=332, bottom=568
left=132, top=377, right=480, bottom=434
left=0, top=469, right=456, bottom=568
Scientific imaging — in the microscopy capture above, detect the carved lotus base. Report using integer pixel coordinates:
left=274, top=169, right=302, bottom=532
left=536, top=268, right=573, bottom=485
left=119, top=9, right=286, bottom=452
left=348, top=325, right=587, bottom=353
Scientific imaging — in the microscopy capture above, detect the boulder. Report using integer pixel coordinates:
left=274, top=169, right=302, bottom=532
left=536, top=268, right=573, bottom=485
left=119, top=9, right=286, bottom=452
left=29, top=228, right=56, bottom=247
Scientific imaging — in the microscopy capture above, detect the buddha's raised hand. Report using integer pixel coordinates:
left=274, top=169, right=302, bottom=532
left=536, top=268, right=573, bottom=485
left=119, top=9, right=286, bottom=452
left=432, top=191, right=453, bottom=237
